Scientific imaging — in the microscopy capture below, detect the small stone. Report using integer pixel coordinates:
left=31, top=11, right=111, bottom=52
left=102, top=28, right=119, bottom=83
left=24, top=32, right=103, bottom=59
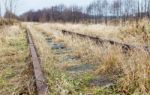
left=51, top=43, right=65, bottom=50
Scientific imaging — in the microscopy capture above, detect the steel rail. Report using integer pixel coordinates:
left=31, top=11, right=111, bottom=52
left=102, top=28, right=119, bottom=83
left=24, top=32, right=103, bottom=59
left=62, top=30, right=150, bottom=52
left=26, top=29, right=48, bottom=95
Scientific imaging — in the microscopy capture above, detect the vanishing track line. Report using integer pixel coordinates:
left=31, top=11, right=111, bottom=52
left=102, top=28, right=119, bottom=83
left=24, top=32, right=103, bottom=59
left=62, top=30, right=150, bottom=52
left=26, top=29, right=48, bottom=95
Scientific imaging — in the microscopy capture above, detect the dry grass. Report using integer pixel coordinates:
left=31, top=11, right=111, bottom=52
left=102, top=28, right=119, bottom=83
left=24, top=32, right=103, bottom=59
left=0, top=19, right=19, bottom=26
left=32, top=21, right=150, bottom=94
left=5, top=19, right=150, bottom=94
left=0, top=25, right=34, bottom=95
left=35, top=19, right=150, bottom=46
left=27, top=25, right=79, bottom=95
left=57, top=34, right=150, bottom=95
left=36, top=22, right=121, bottom=41
left=118, top=20, right=150, bottom=45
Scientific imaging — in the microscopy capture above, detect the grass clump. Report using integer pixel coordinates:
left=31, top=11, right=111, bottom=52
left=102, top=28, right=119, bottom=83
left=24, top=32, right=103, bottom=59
left=96, top=45, right=150, bottom=94
left=119, top=19, right=150, bottom=45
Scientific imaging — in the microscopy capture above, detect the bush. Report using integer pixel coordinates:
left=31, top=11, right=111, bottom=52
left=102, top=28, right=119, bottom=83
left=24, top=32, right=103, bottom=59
left=0, top=19, right=19, bottom=26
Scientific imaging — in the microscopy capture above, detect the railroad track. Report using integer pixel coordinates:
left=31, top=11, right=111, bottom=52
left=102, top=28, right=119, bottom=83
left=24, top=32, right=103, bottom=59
left=62, top=30, right=150, bottom=52
left=26, top=29, right=48, bottom=95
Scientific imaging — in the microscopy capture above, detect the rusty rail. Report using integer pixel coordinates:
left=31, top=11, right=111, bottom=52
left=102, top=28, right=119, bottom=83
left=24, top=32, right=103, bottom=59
left=26, top=29, right=48, bottom=95
left=62, top=30, right=150, bottom=52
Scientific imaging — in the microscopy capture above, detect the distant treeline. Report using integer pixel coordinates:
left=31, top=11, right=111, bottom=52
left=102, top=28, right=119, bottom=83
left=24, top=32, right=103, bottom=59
left=20, top=5, right=89, bottom=23
left=5, top=0, right=150, bottom=24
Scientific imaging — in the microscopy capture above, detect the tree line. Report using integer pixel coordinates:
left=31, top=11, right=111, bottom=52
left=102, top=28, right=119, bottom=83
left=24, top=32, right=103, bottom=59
left=2, top=0, right=150, bottom=24
left=0, top=0, right=18, bottom=19
left=20, top=5, right=89, bottom=22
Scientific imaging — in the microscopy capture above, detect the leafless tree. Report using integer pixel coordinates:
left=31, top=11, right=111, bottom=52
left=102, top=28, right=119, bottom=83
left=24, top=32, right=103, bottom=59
left=102, top=0, right=109, bottom=25
left=4, top=0, right=19, bottom=19
left=86, top=1, right=98, bottom=23
left=111, top=0, right=121, bottom=17
left=0, top=0, right=2, bottom=17
left=20, top=0, right=150, bottom=24
left=148, top=0, right=150, bottom=18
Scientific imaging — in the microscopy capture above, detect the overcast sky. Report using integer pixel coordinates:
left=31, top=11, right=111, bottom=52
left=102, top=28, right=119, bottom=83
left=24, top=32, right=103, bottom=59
left=14, top=0, right=94, bottom=15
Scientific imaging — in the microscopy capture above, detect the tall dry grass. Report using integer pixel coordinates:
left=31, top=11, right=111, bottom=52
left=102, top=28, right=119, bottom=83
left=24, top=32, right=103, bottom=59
left=60, top=34, right=150, bottom=94
left=35, top=19, right=150, bottom=46
left=0, top=19, right=18, bottom=26
left=39, top=23, right=150, bottom=94
left=0, top=25, right=33, bottom=95
left=29, top=20, right=150, bottom=94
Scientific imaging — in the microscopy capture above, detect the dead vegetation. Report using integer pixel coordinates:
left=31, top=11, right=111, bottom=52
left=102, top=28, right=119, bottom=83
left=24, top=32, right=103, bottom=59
left=0, top=19, right=19, bottom=26
left=2, top=20, right=149, bottom=94
left=31, top=20, right=150, bottom=94
left=60, top=32, right=150, bottom=95
left=0, top=25, right=35, bottom=95
left=36, top=19, right=150, bottom=46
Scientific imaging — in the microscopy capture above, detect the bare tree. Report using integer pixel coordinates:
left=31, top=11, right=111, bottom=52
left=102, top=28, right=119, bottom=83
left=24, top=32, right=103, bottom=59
left=148, top=0, right=150, bottom=18
left=144, top=0, right=150, bottom=18
left=4, top=0, right=19, bottom=19
left=20, top=0, right=150, bottom=24
left=0, top=0, right=1, bottom=17
left=111, top=0, right=122, bottom=24
left=86, top=1, right=99, bottom=23
left=102, top=0, right=109, bottom=25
